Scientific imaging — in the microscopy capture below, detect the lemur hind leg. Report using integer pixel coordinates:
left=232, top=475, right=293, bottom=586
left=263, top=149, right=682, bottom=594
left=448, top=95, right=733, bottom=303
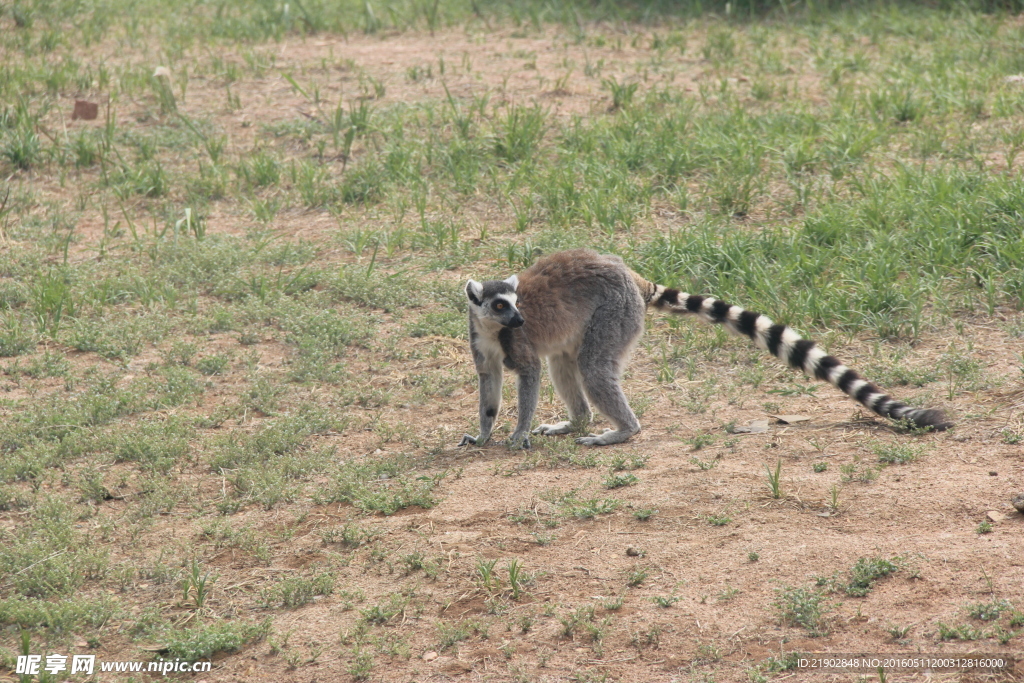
left=576, top=368, right=639, bottom=445
left=533, top=352, right=592, bottom=436
left=575, top=317, right=643, bottom=447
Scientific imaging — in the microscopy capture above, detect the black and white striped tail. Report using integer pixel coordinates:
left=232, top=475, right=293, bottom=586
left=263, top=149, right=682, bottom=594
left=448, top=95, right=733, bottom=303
left=647, top=285, right=951, bottom=431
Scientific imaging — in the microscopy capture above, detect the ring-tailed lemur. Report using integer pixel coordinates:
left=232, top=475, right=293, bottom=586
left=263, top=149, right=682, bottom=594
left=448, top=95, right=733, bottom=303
left=459, top=249, right=950, bottom=448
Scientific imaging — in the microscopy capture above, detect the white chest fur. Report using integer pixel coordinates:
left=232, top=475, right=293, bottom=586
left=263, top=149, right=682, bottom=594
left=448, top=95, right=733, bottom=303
left=472, top=316, right=506, bottom=366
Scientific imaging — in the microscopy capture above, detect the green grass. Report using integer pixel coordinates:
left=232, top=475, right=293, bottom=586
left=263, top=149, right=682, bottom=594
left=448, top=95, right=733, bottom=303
left=966, top=599, right=1012, bottom=622
left=0, top=595, right=116, bottom=634
left=651, top=595, right=679, bottom=608
left=436, top=620, right=474, bottom=651
left=316, top=456, right=443, bottom=515
left=843, top=556, right=900, bottom=597
left=764, top=459, right=783, bottom=499
left=602, top=472, right=639, bottom=489
left=706, top=514, right=732, bottom=526
left=549, top=491, right=621, bottom=520
left=360, top=596, right=406, bottom=626
left=4, top=10, right=1024, bottom=346
left=633, top=508, right=657, bottom=521
left=626, top=567, right=648, bottom=587
left=872, top=441, right=926, bottom=465
left=937, top=621, right=988, bottom=642
left=774, top=586, right=829, bottom=636
left=164, top=619, right=271, bottom=659
left=261, top=573, right=335, bottom=608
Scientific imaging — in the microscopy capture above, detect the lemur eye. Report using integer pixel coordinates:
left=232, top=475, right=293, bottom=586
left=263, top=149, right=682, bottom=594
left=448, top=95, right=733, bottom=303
left=495, top=303, right=505, bottom=310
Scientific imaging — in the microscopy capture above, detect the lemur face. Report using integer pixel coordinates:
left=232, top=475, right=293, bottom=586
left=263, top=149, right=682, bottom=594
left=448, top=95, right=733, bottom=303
left=465, top=275, right=524, bottom=328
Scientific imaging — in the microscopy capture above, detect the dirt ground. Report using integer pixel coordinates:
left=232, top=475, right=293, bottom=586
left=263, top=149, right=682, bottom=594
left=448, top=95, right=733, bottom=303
left=180, top=329, right=1024, bottom=683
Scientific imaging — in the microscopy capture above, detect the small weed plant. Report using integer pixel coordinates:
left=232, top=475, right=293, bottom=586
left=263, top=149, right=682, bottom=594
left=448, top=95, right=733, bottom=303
left=774, top=586, right=829, bottom=637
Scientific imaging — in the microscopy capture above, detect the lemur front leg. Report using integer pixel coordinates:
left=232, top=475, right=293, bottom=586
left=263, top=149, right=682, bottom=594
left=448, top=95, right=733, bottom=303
left=508, top=360, right=541, bottom=450
left=459, top=364, right=503, bottom=447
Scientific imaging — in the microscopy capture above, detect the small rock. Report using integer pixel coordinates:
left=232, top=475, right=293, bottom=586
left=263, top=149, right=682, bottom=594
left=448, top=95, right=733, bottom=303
left=986, top=510, right=1008, bottom=523
left=769, top=414, right=811, bottom=424
left=1012, top=493, right=1024, bottom=514
left=72, top=100, right=98, bottom=120
left=989, top=471, right=998, bottom=476
left=423, top=651, right=438, bottom=662
left=732, top=419, right=769, bottom=434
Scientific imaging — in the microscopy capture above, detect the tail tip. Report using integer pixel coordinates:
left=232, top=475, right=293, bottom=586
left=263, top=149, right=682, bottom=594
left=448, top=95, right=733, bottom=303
left=906, top=408, right=952, bottom=431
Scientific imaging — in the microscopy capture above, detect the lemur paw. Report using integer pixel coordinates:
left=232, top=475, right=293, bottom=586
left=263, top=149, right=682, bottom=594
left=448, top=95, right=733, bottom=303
left=507, top=433, right=531, bottom=450
left=458, top=434, right=478, bottom=446
left=576, top=429, right=627, bottom=446
left=532, top=421, right=573, bottom=436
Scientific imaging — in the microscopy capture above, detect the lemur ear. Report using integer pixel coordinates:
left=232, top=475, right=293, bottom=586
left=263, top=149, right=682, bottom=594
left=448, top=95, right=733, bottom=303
left=504, top=274, right=519, bottom=291
left=466, top=280, right=483, bottom=305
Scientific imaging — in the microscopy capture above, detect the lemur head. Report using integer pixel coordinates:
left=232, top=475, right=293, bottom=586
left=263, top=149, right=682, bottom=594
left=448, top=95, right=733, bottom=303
left=466, top=275, right=524, bottom=328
